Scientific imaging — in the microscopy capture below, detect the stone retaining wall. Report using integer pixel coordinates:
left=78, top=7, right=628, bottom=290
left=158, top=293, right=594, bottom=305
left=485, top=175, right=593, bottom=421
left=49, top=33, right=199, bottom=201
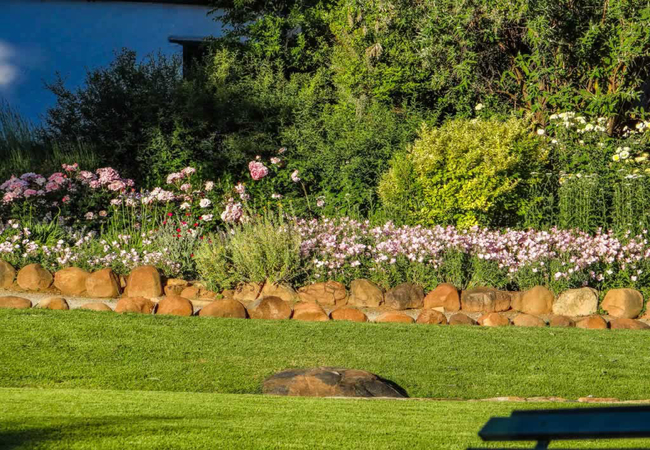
left=1, top=262, right=649, bottom=330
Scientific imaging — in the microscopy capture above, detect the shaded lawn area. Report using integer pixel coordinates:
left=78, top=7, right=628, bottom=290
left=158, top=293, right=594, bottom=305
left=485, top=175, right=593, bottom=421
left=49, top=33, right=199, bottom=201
left=2, top=388, right=650, bottom=449
left=1, top=309, right=650, bottom=400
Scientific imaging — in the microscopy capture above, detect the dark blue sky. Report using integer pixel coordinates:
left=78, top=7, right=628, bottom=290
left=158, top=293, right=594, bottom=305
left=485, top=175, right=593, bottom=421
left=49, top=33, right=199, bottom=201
left=0, top=0, right=221, bottom=122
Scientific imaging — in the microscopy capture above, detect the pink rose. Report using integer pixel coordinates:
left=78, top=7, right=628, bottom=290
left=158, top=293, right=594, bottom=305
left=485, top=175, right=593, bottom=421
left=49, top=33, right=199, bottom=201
left=248, top=161, right=269, bottom=181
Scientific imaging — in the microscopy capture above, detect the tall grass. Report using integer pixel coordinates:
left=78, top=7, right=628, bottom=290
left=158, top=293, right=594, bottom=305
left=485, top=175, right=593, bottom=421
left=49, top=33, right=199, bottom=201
left=0, top=101, right=100, bottom=179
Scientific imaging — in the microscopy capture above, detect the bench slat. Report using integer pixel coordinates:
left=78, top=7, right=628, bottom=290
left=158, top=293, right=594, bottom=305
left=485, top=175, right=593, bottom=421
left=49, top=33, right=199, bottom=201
left=479, top=409, right=650, bottom=442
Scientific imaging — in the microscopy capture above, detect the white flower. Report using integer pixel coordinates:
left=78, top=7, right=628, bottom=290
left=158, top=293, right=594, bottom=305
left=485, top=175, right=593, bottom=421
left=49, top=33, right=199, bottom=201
left=620, top=150, right=630, bottom=160
left=291, top=170, right=300, bottom=183
left=199, top=198, right=212, bottom=208
left=204, top=181, right=214, bottom=192
left=536, top=129, right=545, bottom=136
left=475, top=103, right=484, bottom=111
left=180, top=202, right=191, bottom=210
left=612, top=154, right=620, bottom=162
left=201, top=214, right=213, bottom=222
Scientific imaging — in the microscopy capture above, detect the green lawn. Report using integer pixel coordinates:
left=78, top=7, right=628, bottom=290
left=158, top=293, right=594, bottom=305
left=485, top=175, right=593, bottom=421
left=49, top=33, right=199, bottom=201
left=1, top=309, right=650, bottom=400
left=2, top=388, right=650, bottom=449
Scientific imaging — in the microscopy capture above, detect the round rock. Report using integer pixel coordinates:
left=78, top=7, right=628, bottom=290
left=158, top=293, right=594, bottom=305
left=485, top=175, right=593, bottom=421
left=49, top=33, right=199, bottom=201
left=601, top=289, right=643, bottom=319
left=609, top=318, right=650, bottom=330
left=416, top=309, right=447, bottom=325
left=423, top=283, right=460, bottom=312
left=0, top=260, right=16, bottom=289
left=53, top=267, right=89, bottom=296
left=548, top=315, right=575, bottom=328
left=17, top=263, right=53, bottom=291
left=156, top=295, right=193, bottom=317
left=576, top=315, right=608, bottom=330
left=79, top=302, right=113, bottom=312
left=263, top=367, right=406, bottom=398
left=478, top=312, right=510, bottom=327
left=0, top=296, right=32, bottom=309
left=36, top=297, right=69, bottom=310
left=374, top=312, right=414, bottom=324
left=85, top=268, right=120, bottom=298
left=298, top=281, right=348, bottom=306
left=198, top=299, right=248, bottom=319
left=448, top=313, right=476, bottom=326
left=292, top=302, right=329, bottom=322
left=513, top=314, right=546, bottom=328
left=348, top=279, right=383, bottom=308
left=115, top=296, right=155, bottom=314
left=329, top=307, right=368, bottom=322
left=248, top=296, right=292, bottom=320
left=125, top=265, right=162, bottom=298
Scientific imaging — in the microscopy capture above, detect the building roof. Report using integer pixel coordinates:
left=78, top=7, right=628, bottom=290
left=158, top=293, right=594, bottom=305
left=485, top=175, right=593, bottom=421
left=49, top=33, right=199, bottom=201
left=168, top=35, right=210, bottom=46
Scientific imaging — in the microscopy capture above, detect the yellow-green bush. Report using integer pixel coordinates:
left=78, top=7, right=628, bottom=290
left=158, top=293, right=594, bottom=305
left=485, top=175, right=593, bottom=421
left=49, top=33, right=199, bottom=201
left=379, top=118, right=546, bottom=228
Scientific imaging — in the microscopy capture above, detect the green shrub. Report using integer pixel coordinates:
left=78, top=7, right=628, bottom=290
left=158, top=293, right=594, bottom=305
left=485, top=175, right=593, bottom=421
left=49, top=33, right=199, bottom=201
left=379, top=117, right=546, bottom=228
left=195, top=214, right=303, bottom=291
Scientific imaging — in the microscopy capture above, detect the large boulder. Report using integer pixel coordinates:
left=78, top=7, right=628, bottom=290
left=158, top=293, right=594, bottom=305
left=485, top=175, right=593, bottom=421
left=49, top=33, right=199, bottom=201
left=478, top=312, right=510, bottom=327
left=548, top=315, right=575, bottom=328
left=518, top=286, right=554, bottom=315
left=16, top=264, right=53, bottom=291
left=329, top=307, right=368, bottom=323
left=180, top=286, right=200, bottom=299
left=0, top=296, right=32, bottom=309
left=263, top=367, right=406, bottom=398
left=576, top=315, right=608, bottom=330
left=156, top=295, right=193, bottom=316
left=601, top=289, right=643, bottom=319
left=248, top=296, right=292, bottom=320
left=78, top=302, right=113, bottom=312
left=0, top=261, right=16, bottom=289
left=553, top=288, right=598, bottom=317
left=233, top=282, right=263, bottom=303
left=85, top=268, right=120, bottom=298
left=125, top=265, right=162, bottom=298
left=298, top=281, right=348, bottom=307
left=384, top=283, right=424, bottom=310
left=423, top=283, right=460, bottom=312
left=348, top=279, right=383, bottom=308
left=374, top=312, right=414, bottom=324
left=36, top=297, right=69, bottom=310
left=199, top=299, right=248, bottom=318
left=260, top=282, right=299, bottom=303
left=609, top=318, right=650, bottom=330
left=115, top=297, right=155, bottom=314
left=448, top=313, right=476, bottom=326
left=513, top=314, right=546, bottom=328
left=416, top=309, right=447, bottom=325
left=292, top=302, right=329, bottom=322
left=461, top=287, right=511, bottom=312
left=164, top=278, right=190, bottom=296
left=53, top=267, right=89, bottom=296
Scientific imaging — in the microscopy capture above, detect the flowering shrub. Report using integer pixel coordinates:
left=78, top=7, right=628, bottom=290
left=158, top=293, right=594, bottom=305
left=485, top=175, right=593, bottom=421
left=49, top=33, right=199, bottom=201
left=379, top=118, right=547, bottom=228
left=525, top=112, right=650, bottom=234
left=194, top=216, right=650, bottom=294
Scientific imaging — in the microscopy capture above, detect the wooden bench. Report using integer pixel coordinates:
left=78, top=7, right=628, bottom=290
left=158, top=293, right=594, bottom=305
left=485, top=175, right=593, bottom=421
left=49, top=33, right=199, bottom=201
left=471, top=405, right=650, bottom=449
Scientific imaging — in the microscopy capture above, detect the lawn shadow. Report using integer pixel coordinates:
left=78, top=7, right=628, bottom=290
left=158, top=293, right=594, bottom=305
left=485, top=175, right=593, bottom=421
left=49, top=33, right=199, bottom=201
left=0, top=415, right=184, bottom=449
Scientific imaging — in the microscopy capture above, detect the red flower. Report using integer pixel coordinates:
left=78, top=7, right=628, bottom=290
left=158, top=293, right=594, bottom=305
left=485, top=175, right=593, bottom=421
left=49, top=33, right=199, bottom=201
left=194, top=223, right=198, bottom=227
left=167, top=212, right=173, bottom=217
left=176, top=228, right=181, bottom=232
left=162, top=221, right=167, bottom=225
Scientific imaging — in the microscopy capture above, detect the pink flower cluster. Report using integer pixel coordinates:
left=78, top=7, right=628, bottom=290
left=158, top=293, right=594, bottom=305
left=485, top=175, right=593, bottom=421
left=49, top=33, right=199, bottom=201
left=248, top=161, right=269, bottom=180
left=1, top=165, right=134, bottom=205
left=296, top=218, right=650, bottom=287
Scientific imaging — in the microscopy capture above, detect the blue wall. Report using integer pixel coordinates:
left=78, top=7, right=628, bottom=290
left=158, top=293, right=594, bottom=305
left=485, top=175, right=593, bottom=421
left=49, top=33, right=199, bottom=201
left=0, top=0, right=221, bottom=122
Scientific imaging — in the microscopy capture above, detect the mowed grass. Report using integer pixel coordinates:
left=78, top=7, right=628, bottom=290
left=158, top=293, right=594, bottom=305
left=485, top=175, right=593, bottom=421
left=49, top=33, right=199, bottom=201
left=2, top=388, right=650, bottom=449
left=2, top=309, right=650, bottom=400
